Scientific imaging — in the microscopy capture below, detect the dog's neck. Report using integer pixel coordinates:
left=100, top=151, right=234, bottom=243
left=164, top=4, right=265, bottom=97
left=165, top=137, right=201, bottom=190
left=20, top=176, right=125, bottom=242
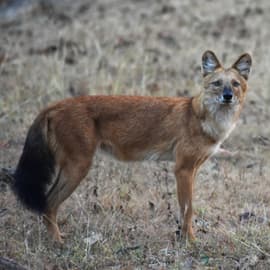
left=192, top=94, right=238, bottom=143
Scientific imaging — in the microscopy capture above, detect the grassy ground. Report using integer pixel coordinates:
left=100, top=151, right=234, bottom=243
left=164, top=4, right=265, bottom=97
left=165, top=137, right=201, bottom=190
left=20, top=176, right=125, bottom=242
left=1, top=0, right=270, bottom=269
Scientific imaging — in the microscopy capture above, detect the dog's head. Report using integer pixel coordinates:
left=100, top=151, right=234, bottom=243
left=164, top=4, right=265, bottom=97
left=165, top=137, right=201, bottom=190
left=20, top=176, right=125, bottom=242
left=201, top=50, right=252, bottom=112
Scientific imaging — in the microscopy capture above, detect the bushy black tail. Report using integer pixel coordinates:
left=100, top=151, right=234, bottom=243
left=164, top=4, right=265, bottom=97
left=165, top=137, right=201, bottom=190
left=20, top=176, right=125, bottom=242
left=13, top=116, right=55, bottom=214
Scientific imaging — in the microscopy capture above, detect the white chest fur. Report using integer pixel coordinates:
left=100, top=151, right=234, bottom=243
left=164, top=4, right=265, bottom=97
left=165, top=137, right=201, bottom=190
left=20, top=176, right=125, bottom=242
left=201, top=107, right=237, bottom=143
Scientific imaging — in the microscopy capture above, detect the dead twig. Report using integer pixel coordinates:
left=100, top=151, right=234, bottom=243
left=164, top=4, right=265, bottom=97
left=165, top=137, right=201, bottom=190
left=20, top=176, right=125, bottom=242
left=0, top=168, right=14, bottom=185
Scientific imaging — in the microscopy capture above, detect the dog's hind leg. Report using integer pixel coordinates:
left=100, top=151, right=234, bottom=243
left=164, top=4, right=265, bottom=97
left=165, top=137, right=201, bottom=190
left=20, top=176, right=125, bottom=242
left=44, top=123, right=98, bottom=242
left=43, top=207, right=62, bottom=242
left=44, top=151, right=95, bottom=242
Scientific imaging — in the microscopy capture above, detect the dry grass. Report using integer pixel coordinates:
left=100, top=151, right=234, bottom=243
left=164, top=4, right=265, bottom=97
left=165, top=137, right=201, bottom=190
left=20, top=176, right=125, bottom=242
left=1, top=0, right=270, bottom=269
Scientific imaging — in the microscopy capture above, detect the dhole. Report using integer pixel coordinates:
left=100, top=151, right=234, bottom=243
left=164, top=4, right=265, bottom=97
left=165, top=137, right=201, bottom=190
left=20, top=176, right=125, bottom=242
left=13, top=51, right=252, bottom=242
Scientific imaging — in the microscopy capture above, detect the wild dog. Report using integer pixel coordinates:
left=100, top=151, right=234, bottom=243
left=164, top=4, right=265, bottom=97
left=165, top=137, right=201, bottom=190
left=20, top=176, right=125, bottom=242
left=13, top=51, right=252, bottom=243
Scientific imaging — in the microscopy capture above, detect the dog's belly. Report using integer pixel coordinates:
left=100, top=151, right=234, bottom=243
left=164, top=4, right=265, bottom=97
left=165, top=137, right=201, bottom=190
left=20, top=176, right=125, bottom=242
left=142, top=149, right=174, bottom=161
left=98, top=142, right=175, bottom=162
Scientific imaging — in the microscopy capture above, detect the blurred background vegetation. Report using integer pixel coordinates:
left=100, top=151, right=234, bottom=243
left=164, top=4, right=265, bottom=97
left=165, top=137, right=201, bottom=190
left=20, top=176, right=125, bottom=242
left=0, top=0, right=270, bottom=269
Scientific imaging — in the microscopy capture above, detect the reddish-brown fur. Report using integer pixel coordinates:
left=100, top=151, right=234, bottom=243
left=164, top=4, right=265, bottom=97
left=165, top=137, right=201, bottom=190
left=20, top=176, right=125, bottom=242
left=13, top=51, right=252, bottom=242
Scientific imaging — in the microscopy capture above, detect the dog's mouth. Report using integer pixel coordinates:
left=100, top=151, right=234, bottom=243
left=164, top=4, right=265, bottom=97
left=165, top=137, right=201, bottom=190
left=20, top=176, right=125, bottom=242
left=217, top=96, right=234, bottom=105
left=221, top=99, right=233, bottom=104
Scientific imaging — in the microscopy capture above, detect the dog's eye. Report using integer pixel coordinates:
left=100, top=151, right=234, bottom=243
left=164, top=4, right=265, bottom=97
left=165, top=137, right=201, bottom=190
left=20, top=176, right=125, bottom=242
left=232, top=81, right=240, bottom=87
left=211, top=80, right=222, bottom=87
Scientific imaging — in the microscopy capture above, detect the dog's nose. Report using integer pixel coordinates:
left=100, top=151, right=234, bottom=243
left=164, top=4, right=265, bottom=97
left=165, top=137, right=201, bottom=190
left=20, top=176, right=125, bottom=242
left=223, top=87, right=233, bottom=101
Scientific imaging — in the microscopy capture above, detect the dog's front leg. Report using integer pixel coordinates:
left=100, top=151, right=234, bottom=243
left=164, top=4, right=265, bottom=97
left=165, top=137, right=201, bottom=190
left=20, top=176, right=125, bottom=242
left=175, top=163, right=196, bottom=241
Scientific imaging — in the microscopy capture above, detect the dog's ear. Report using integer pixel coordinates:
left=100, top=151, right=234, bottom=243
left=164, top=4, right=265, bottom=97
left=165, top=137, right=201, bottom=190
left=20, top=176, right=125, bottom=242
left=232, top=53, right=252, bottom=80
left=202, top=50, right=222, bottom=77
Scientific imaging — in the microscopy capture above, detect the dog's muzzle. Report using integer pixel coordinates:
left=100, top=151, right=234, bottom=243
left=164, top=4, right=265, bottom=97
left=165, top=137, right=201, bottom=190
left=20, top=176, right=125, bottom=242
left=221, top=87, right=233, bottom=104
